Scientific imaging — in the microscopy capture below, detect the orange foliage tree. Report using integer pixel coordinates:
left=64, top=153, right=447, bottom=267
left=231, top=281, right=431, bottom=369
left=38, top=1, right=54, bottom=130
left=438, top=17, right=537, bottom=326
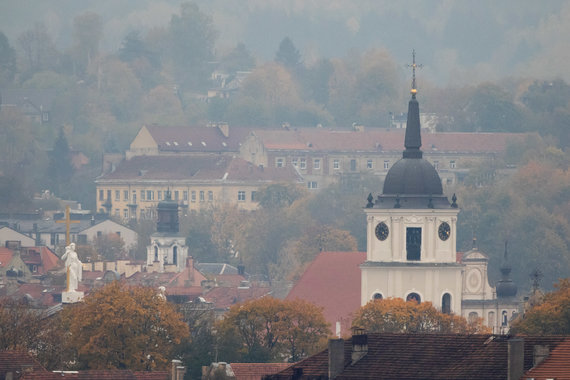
left=215, top=297, right=330, bottom=362
left=353, top=298, right=489, bottom=334
left=62, top=281, right=189, bottom=370
left=511, top=279, right=570, bottom=335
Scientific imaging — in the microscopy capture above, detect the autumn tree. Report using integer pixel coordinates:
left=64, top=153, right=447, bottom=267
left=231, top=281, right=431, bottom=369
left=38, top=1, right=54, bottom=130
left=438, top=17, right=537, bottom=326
left=71, top=11, right=103, bottom=77
left=353, top=298, right=489, bottom=334
left=17, top=22, right=60, bottom=77
left=511, top=279, right=570, bottom=335
left=215, top=297, right=329, bottom=363
left=62, top=281, right=189, bottom=370
left=94, top=232, right=127, bottom=260
left=275, top=37, right=301, bottom=71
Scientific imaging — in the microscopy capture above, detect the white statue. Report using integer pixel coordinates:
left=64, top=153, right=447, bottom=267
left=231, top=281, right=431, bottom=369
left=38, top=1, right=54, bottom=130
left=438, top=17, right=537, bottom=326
left=62, top=243, right=82, bottom=292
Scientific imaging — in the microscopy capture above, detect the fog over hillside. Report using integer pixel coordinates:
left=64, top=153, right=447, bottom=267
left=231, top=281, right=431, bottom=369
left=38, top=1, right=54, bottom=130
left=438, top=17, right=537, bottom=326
left=2, top=0, right=569, bottom=85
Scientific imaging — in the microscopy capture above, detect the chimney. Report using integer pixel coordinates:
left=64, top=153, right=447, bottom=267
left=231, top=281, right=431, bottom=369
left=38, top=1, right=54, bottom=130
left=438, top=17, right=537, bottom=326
left=533, top=345, right=550, bottom=367
left=90, top=215, right=95, bottom=226
left=218, top=122, right=229, bottom=138
left=351, top=327, right=368, bottom=365
left=328, top=338, right=345, bottom=379
left=508, top=338, right=524, bottom=380
left=171, top=359, right=184, bottom=380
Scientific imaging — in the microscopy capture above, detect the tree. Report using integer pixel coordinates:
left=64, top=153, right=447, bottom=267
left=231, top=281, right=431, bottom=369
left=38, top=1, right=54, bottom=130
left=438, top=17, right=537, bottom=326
left=275, top=37, right=301, bottom=71
left=0, top=30, right=16, bottom=85
left=94, top=232, right=126, bottom=260
left=256, top=183, right=308, bottom=209
left=17, top=22, right=59, bottom=77
left=353, top=298, right=489, bottom=334
left=62, top=281, right=189, bottom=370
left=71, top=11, right=103, bottom=76
left=511, top=279, right=570, bottom=335
left=169, top=2, right=217, bottom=90
left=215, top=297, right=329, bottom=362
left=47, top=127, right=74, bottom=197
left=219, top=42, right=255, bottom=74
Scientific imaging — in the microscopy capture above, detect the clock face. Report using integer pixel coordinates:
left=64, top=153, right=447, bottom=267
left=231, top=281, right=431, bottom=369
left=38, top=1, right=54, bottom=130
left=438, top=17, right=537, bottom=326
left=375, top=222, right=389, bottom=241
left=438, top=222, right=451, bottom=241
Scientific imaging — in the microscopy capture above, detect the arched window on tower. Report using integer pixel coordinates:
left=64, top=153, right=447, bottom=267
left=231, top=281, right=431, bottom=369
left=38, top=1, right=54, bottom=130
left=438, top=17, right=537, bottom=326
left=373, top=293, right=383, bottom=301
left=468, top=312, right=479, bottom=324
left=441, top=293, right=451, bottom=314
left=154, top=246, right=158, bottom=262
left=406, top=292, right=421, bottom=303
left=502, top=311, right=508, bottom=326
left=173, top=246, right=178, bottom=266
left=488, top=311, right=495, bottom=327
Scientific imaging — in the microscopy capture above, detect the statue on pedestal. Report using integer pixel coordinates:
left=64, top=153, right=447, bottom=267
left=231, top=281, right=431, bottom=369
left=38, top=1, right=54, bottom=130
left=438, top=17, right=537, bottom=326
left=62, top=243, right=82, bottom=294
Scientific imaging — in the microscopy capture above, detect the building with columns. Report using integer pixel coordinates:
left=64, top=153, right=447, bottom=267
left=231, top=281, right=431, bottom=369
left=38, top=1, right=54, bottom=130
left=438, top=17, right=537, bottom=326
left=361, top=75, right=519, bottom=331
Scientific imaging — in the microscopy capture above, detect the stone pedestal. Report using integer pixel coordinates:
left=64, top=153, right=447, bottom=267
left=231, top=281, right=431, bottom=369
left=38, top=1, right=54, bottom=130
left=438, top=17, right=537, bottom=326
left=62, top=290, right=84, bottom=304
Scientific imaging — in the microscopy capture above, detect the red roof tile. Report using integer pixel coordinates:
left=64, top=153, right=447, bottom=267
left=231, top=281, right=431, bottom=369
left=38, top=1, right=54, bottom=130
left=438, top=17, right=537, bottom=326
left=204, top=285, right=272, bottom=310
left=523, top=337, right=570, bottom=380
left=286, top=251, right=366, bottom=336
left=0, top=351, right=47, bottom=378
left=146, top=125, right=251, bottom=153
left=21, top=370, right=169, bottom=379
left=253, top=129, right=530, bottom=154
left=230, top=363, right=292, bottom=380
left=0, top=247, right=14, bottom=268
left=268, top=334, right=567, bottom=380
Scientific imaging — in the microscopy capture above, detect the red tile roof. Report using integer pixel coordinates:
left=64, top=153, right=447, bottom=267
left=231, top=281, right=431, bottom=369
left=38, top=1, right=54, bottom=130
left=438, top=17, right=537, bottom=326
left=523, top=337, right=570, bottom=380
left=0, top=351, right=47, bottom=378
left=286, top=251, right=366, bottom=336
left=268, top=334, right=567, bottom=380
left=230, top=363, right=292, bottom=380
left=98, top=156, right=301, bottom=183
left=204, top=285, right=272, bottom=310
left=20, top=370, right=169, bottom=379
left=0, top=247, right=14, bottom=268
left=253, top=129, right=530, bottom=154
left=146, top=125, right=251, bottom=153
left=10, top=283, right=65, bottom=307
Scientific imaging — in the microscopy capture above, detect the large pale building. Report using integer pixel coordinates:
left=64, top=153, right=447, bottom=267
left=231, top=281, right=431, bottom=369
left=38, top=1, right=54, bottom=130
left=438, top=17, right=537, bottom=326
left=361, top=84, right=519, bottom=332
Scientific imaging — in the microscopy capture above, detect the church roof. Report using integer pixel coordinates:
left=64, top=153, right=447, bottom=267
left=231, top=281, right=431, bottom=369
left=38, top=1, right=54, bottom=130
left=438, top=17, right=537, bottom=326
left=286, top=251, right=366, bottom=336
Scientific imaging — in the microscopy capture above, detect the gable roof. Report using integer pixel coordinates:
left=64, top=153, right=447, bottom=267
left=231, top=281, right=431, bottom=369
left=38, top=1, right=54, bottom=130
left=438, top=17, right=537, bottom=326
left=286, top=251, right=366, bottom=336
left=97, top=156, right=302, bottom=183
left=229, top=363, right=292, bottom=380
left=252, top=128, right=530, bottom=154
left=0, top=88, right=57, bottom=112
left=523, top=337, right=570, bottom=380
left=269, top=334, right=567, bottom=380
left=142, top=125, right=251, bottom=153
left=0, top=351, right=47, bottom=378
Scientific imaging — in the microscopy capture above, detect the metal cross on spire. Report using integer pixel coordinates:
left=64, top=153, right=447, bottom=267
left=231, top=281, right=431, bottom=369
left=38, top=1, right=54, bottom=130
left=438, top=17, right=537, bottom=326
left=407, top=49, right=423, bottom=97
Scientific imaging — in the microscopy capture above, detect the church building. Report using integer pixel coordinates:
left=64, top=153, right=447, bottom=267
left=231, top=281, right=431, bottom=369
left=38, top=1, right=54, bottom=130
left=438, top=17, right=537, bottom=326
left=361, top=58, right=519, bottom=331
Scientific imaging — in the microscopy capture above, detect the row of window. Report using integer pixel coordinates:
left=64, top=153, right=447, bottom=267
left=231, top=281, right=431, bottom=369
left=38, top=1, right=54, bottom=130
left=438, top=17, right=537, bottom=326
left=99, top=189, right=219, bottom=203
left=275, top=157, right=458, bottom=171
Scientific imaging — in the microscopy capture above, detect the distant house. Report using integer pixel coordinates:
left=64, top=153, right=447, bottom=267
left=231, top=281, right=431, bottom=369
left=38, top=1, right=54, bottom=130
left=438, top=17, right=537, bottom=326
left=0, top=88, right=56, bottom=124
left=267, top=333, right=569, bottom=380
left=0, top=225, right=35, bottom=247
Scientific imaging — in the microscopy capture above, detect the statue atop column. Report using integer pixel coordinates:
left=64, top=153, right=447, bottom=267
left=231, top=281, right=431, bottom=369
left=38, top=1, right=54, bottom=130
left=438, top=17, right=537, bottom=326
left=62, top=243, right=84, bottom=303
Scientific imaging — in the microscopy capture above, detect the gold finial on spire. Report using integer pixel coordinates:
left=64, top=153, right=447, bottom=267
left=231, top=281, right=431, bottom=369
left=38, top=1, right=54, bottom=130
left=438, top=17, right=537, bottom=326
left=407, top=49, right=423, bottom=96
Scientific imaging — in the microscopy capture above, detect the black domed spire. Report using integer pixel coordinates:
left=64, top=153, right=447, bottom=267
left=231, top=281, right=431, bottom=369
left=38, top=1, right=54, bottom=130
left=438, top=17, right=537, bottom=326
left=403, top=51, right=423, bottom=159
left=156, top=190, right=179, bottom=233
left=496, top=241, right=517, bottom=298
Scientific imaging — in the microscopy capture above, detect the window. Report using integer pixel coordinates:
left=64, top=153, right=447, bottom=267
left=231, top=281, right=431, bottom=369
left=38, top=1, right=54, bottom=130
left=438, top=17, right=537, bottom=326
left=123, top=209, right=128, bottom=219
left=502, top=311, right=508, bottom=326
left=99, top=190, right=104, bottom=201
left=276, top=158, right=284, bottom=168
left=314, top=159, right=320, bottom=170
left=488, top=311, right=495, bottom=326
left=141, top=190, right=146, bottom=201
left=350, top=159, right=357, bottom=171
left=384, top=160, right=390, bottom=170
left=442, top=293, right=451, bottom=314
left=77, top=234, right=87, bottom=244
left=367, top=159, right=373, bottom=169
left=174, top=191, right=179, bottom=200
left=470, top=312, right=480, bottom=324
left=373, top=293, right=383, bottom=301
left=300, top=158, right=306, bottom=169
left=184, top=191, right=188, bottom=201
left=107, top=190, right=111, bottom=200
left=173, top=246, right=178, bottom=266
left=434, top=161, right=439, bottom=170
left=308, top=181, right=318, bottom=189
left=333, top=159, right=340, bottom=170
left=132, top=192, right=137, bottom=204
left=154, top=246, right=158, bottom=262
left=147, top=190, right=153, bottom=200
left=208, top=191, right=213, bottom=202
left=238, top=191, right=246, bottom=201
left=406, top=227, right=421, bottom=260
left=124, top=190, right=129, bottom=201
left=115, top=190, right=120, bottom=201
left=450, top=160, right=456, bottom=169
left=199, top=191, right=205, bottom=202
left=292, top=158, right=298, bottom=167
left=406, top=293, right=421, bottom=303
left=115, top=209, right=120, bottom=216
left=251, top=191, right=256, bottom=202
left=191, top=191, right=196, bottom=202
left=158, top=191, right=162, bottom=201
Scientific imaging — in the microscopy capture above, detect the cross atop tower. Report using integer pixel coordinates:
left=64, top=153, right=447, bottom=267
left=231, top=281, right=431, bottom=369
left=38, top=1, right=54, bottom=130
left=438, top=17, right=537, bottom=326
left=407, top=49, right=423, bottom=97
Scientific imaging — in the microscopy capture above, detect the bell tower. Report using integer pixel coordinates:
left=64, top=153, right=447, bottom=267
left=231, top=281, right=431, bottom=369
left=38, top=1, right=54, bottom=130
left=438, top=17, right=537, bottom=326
left=361, top=51, right=462, bottom=313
